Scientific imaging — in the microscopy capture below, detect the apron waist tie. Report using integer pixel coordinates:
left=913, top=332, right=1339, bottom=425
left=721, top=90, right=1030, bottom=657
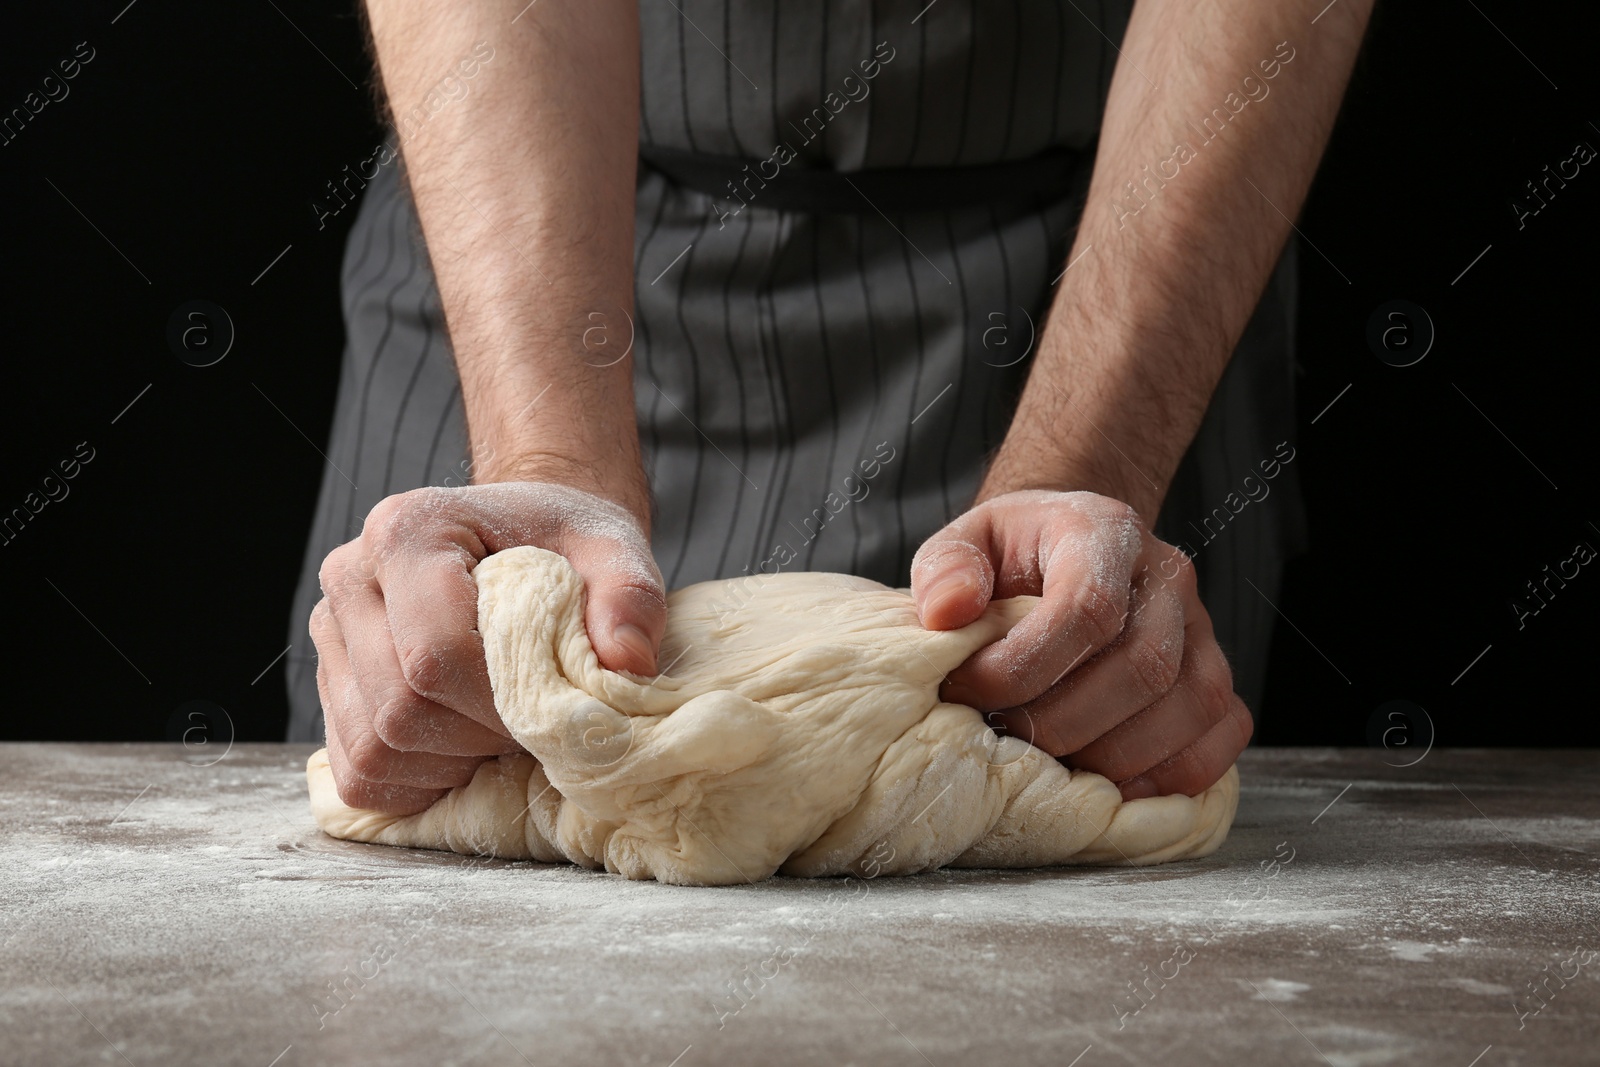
left=639, top=143, right=1084, bottom=215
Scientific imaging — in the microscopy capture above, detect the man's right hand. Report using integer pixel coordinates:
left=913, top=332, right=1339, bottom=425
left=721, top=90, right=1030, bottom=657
left=337, top=1, right=651, bottom=813
left=312, top=482, right=664, bottom=815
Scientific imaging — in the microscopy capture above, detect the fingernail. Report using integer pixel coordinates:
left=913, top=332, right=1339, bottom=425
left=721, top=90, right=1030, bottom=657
left=611, top=623, right=655, bottom=673
left=921, top=574, right=977, bottom=627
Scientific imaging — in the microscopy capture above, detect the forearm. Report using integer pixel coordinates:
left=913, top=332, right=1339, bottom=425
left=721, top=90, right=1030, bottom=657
left=981, top=0, right=1372, bottom=520
left=363, top=0, right=647, bottom=519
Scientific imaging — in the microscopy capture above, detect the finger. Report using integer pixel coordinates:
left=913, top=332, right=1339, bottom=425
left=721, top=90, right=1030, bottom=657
left=1116, top=697, right=1253, bottom=800
left=911, top=537, right=996, bottom=631
left=313, top=598, right=448, bottom=815
left=320, top=549, right=499, bottom=786
left=1066, top=633, right=1238, bottom=785
left=1013, top=559, right=1188, bottom=755
left=942, top=518, right=1142, bottom=711
left=332, top=567, right=515, bottom=765
left=563, top=531, right=667, bottom=676
left=377, top=542, right=519, bottom=740
left=364, top=493, right=505, bottom=734
left=325, top=711, right=448, bottom=815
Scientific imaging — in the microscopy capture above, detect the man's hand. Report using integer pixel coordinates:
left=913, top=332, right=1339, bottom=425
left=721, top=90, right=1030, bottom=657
left=935, top=0, right=1372, bottom=795
left=313, top=483, right=664, bottom=815
left=328, top=1, right=652, bottom=814
left=911, top=490, right=1251, bottom=800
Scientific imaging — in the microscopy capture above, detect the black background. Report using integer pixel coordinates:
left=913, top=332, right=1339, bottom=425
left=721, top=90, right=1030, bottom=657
left=1, top=2, right=1595, bottom=749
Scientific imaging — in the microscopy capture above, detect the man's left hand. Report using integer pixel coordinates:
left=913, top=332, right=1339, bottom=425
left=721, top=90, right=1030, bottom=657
left=911, top=490, right=1251, bottom=800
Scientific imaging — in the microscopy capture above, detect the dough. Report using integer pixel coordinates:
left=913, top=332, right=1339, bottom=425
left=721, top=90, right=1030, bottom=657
left=307, top=547, right=1239, bottom=885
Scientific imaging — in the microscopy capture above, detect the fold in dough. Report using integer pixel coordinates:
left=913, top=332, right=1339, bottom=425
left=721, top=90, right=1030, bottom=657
left=307, top=547, right=1239, bottom=886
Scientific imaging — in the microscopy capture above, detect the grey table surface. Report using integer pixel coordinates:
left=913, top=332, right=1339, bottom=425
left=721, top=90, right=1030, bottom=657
left=1, top=744, right=1595, bottom=1067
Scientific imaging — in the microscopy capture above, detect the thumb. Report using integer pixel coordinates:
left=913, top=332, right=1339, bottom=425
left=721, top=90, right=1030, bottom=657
left=566, top=538, right=668, bottom=675
left=911, top=537, right=995, bottom=631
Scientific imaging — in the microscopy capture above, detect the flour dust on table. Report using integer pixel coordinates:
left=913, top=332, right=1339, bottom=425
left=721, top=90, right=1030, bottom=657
left=307, top=547, right=1239, bottom=885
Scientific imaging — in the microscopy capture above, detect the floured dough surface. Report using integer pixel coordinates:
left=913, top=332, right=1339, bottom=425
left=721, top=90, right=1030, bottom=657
left=307, top=547, right=1239, bottom=885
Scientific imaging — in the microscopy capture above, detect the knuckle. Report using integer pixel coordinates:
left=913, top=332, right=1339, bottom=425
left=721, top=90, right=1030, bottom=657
left=331, top=773, right=366, bottom=809
left=1036, top=738, right=1070, bottom=760
left=372, top=701, right=427, bottom=751
left=317, top=542, right=362, bottom=598
left=1126, top=631, right=1184, bottom=702
left=1162, top=760, right=1210, bottom=798
left=1170, top=553, right=1199, bottom=596
left=1145, top=737, right=1205, bottom=787
left=614, top=575, right=667, bottom=610
left=1192, top=655, right=1238, bottom=723
left=363, top=488, right=445, bottom=554
left=332, top=770, right=384, bottom=810
left=308, top=598, right=337, bottom=643
left=1075, top=494, right=1139, bottom=532
left=912, top=537, right=984, bottom=576
left=1226, top=697, right=1255, bottom=750
left=397, top=640, right=455, bottom=700
left=1160, top=732, right=1235, bottom=796
left=1006, top=709, right=1065, bottom=758
left=331, top=772, right=433, bottom=814
left=316, top=556, right=336, bottom=597
left=344, top=730, right=397, bottom=782
left=572, top=537, right=666, bottom=602
left=909, top=537, right=946, bottom=573
left=360, top=498, right=403, bottom=551
left=1107, top=499, right=1140, bottom=528
left=1075, top=737, right=1134, bottom=782
left=1020, top=712, right=1061, bottom=757
left=1076, top=580, right=1128, bottom=647
left=1143, top=695, right=1251, bottom=797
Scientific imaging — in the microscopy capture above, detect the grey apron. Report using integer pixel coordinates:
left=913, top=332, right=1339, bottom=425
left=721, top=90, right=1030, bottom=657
left=284, top=0, right=1305, bottom=741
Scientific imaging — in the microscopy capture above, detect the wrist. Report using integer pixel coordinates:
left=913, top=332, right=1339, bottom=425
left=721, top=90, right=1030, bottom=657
left=977, top=448, right=1166, bottom=522
left=981, top=335, right=1192, bottom=521
left=462, top=364, right=649, bottom=527
left=475, top=448, right=651, bottom=531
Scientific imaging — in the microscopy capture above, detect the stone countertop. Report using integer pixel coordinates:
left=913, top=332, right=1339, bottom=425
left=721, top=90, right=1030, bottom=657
left=1, top=743, right=1595, bottom=1066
